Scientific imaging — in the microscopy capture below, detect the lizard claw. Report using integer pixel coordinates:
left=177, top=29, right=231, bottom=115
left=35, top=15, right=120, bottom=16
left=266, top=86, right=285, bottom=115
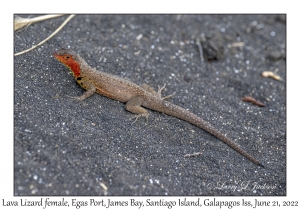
left=130, top=113, right=149, bottom=125
left=157, top=84, right=175, bottom=100
left=66, top=95, right=84, bottom=101
left=161, top=91, right=176, bottom=100
left=158, top=83, right=166, bottom=91
left=157, top=83, right=166, bottom=97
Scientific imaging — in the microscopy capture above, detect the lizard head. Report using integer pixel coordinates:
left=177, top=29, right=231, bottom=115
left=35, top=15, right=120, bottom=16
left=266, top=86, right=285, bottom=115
left=53, top=48, right=81, bottom=77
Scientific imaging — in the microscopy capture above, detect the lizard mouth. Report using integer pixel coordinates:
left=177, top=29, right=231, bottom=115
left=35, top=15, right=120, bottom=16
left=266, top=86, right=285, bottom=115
left=53, top=50, right=81, bottom=77
left=53, top=52, right=64, bottom=63
left=53, top=52, right=59, bottom=59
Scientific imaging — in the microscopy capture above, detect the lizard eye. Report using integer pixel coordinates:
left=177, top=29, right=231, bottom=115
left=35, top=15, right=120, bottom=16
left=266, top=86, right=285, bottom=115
left=66, top=56, right=70, bottom=59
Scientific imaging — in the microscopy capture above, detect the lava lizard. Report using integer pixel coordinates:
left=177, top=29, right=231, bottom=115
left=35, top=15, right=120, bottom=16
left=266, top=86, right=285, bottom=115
left=53, top=48, right=264, bottom=167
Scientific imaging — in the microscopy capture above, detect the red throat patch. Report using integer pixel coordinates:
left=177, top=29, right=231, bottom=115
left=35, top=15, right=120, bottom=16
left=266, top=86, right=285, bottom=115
left=54, top=53, right=81, bottom=78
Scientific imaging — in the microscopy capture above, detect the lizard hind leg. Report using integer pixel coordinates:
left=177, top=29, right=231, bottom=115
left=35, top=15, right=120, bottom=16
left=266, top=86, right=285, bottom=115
left=126, top=96, right=149, bottom=124
left=142, top=83, right=175, bottom=100
left=157, top=83, right=176, bottom=100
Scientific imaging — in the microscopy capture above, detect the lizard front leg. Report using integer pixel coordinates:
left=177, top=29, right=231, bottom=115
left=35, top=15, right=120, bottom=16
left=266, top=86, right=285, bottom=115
left=126, top=96, right=149, bottom=124
left=67, top=81, right=96, bottom=101
left=76, top=86, right=96, bottom=100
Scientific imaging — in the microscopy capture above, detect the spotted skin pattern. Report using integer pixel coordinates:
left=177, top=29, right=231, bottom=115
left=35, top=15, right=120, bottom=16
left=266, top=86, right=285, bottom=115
left=53, top=48, right=264, bottom=167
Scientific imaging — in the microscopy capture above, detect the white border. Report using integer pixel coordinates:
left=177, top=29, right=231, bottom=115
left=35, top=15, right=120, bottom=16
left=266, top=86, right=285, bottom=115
left=2, top=0, right=298, bottom=209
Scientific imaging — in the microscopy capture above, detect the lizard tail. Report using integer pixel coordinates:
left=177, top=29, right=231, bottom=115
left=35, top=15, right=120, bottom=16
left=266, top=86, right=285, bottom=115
left=149, top=100, right=264, bottom=167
